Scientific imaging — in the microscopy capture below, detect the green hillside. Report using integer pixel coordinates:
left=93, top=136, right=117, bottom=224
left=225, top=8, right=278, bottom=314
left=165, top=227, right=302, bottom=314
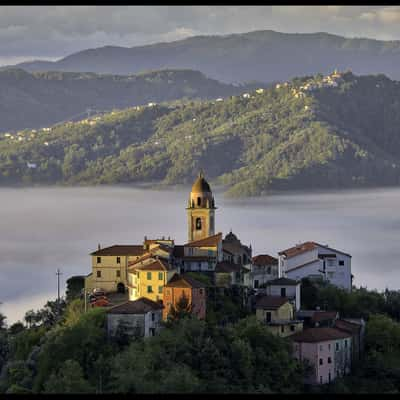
left=1, top=71, right=400, bottom=197
left=0, top=68, right=253, bottom=132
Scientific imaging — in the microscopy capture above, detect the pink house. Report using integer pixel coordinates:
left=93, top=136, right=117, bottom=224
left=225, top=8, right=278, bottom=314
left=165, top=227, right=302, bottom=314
left=290, top=328, right=352, bottom=385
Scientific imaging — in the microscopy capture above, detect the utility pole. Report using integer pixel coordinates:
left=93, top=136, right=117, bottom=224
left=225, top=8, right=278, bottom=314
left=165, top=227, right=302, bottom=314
left=56, top=268, right=62, bottom=306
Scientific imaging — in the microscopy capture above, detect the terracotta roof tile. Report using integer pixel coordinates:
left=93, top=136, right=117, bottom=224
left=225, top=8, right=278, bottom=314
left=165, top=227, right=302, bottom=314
left=290, top=327, right=352, bottom=343
left=135, top=258, right=173, bottom=271
left=184, top=232, right=222, bottom=247
left=166, top=273, right=206, bottom=288
left=106, top=298, right=163, bottom=314
left=334, top=319, right=362, bottom=334
left=91, top=245, right=145, bottom=256
left=252, top=254, right=278, bottom=265
left=255, top=295, right=290, bottom=310
left=278, top=242, right=317, bottom=258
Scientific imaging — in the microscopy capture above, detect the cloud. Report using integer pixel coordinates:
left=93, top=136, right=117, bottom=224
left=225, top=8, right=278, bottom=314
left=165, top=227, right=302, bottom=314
left=0, top=6, right=400, bottom=65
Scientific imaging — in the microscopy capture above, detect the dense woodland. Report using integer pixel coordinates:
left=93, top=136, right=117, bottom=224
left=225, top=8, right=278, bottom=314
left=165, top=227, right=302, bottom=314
left=2, top=72, right=400, bottom=196
left=1, top=279, right=400, bottom=393
left=0, top=68, right=255, bottom=131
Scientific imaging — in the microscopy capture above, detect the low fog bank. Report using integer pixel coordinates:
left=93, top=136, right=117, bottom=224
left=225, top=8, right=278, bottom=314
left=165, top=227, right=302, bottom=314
left=1, top=185, right=400, bottom=325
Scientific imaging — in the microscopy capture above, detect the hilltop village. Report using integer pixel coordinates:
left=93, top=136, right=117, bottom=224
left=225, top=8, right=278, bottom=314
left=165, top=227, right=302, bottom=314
left=83, top=171, right=362, bottom=386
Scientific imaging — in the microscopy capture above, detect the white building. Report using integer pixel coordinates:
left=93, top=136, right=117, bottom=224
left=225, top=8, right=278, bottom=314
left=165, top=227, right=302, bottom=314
left=248, top=254, right=279, bottom=289
left=266, top=277, right=301, bottom=311
left=278, top=242, right=352, bottom=291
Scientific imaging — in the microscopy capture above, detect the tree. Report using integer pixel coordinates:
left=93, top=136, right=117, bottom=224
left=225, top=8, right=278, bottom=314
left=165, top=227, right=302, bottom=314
left=43, top=360, right=93, bottom=393
left=167, top=292, right=193, bottom=321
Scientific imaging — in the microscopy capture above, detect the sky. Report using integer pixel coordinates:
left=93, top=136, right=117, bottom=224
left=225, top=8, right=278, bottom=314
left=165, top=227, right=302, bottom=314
left=1, top=6, right=400, bottom=66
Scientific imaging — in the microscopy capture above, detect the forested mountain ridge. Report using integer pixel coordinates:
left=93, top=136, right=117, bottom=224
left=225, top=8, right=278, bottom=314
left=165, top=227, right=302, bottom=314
left=2, top=71, right=400, bottom=197
left=8, top=30, right=400, bottom=83
left=0, top=68, right=255, bottom=132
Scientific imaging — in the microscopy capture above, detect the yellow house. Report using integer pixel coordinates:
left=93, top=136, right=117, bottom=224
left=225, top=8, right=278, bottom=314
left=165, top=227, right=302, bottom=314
left=128, top=258, right=178, bottom=303
left=255, top=296, right=303, bottom=337
left=85, top=245, right=145, bottom=293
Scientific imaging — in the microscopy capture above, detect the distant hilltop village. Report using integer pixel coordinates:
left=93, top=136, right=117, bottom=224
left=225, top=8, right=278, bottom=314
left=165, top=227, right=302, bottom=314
left=83, top=171, right=360, bottom=386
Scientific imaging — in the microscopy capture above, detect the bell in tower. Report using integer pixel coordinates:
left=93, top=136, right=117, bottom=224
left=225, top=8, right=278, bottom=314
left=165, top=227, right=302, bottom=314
left=186, top=170, right=216, bottom=242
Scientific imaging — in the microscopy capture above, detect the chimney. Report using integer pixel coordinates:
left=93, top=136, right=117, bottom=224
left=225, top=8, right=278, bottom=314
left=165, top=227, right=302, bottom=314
left=98, top=243, right=101, bottom=251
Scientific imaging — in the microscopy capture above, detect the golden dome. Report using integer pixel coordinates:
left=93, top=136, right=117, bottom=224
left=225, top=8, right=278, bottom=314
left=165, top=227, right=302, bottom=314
left=191, top=170, right=211, bottom=193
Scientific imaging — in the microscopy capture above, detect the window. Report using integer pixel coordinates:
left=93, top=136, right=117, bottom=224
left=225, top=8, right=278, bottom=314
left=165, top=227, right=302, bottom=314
left=147, top=272, right=152, bottom=280
left=97, top=270, right=101, bottom=278
left=267, top=266, right=271, bottom=274
left=149, top=328, right=155, bottom=336
left=339, top=260, right=344, bottom=266
left=327, top=258, right=335, bottom=267
left=147, top=286, right=153, bottom=293
left=336, top=342, right=339, bottom=351
left=266, top=312, right=272, bottom=323
left=280, top=287, right=286, bottom=297
left=197, top=197, right=201, bottom=206
left=290, top=325, right=295, bottom=332
left=328, top=344, right=331, bottom=351
left=116, top=256, right=121, bottom=264
left=328, top=372, right=331, bottom=383
left=199, top=289, right=203, bottom=295
left=320, top=376, right=323, bottom=384
left=198, top=262, right=202, bottom=269
left=158, top=272, right=163, bottom=280
left=345, top=340, right=348, bottom=348
left=320, top=345, right=323, bottom=351
left=97, top=257, right=101, bottom=264
left=158, top=286, right=163, bottom=294
left=151, top=313, right=155, bottom=321
left=319, top=358, right=323, bottom=365
left=116, top=270, right=121, bottom=278
left=328, top=357, right=332, bottom=364
left=281, top=325, right=284, bottom=333
left=254, top=280, right=259, bottom=289
left=196, top=217, right=202, bottom=230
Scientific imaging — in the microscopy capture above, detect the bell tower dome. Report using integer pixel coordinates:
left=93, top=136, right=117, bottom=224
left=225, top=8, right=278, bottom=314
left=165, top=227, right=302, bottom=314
left=187, top=170, right=216, bottom=242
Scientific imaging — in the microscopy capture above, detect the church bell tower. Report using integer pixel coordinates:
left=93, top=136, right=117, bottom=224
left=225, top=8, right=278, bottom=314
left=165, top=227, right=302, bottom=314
left=187, top=170, right=216, bottom=242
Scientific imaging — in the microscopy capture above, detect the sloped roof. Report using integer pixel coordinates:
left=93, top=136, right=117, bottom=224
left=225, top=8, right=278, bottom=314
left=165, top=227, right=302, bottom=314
left=135, top=258, right=172, bottom=271
left=334, top=319, right=362, bottom=334
left=91, top=245, right=145, bottom=256
left=290, top=327, right=352, bottom=343
left=185, top=232, right=222, bottom=247
left=278, top=242, right=317, bottom=258
left=215, top=261, right=242, bottom=273
left=166, top=273, right=205, bottom=288
left=279, top=241, right=351, bottom=259
left=252, top=254, right=278, bottom=266
left=106, top=298, right=163, bottom=314
left=255, top=295, right=290, bottom=310
left=267, top=277, right=299, bottom=286
left=312, top=311, right=339, bottom=323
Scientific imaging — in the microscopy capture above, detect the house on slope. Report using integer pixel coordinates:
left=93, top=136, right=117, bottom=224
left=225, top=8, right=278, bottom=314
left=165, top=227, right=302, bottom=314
left=278, top=241, right=352, bottom=291
left=248, top=254, right=279, bottom=289
left=266, top=277, right=301, bottom=311
left=106, top=297, right=164, bottom=338
left=255, top=295, right=303, bottom=337
left=163, top=273, right=207, bottom=320
left=290, top=327, right=352, bottom=385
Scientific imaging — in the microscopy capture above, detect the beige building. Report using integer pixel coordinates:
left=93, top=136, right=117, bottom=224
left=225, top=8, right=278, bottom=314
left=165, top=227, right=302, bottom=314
left=255, top=295, right=303, bottom=337
left=85, top=245, right=145, bottom=293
